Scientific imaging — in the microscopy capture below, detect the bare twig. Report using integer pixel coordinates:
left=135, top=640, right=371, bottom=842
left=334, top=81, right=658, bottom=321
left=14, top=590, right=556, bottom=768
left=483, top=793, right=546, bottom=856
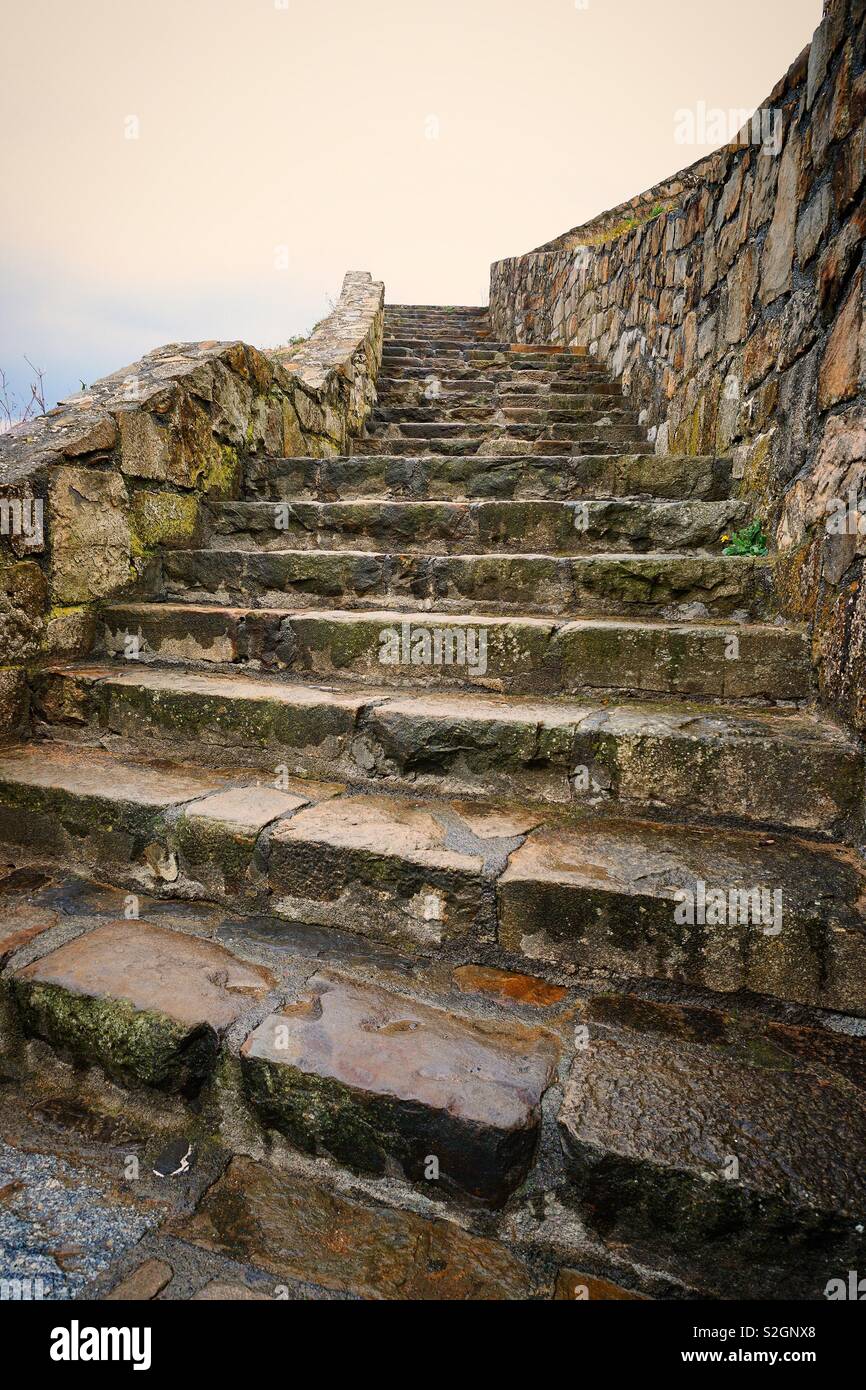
left=0, top=357, right=48, bottom=432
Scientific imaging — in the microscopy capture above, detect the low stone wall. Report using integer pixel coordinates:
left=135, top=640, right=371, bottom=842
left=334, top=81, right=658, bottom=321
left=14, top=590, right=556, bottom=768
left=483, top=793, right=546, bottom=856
left=490, top=0, right=865, bottom=737
left=0, top=270, right=384, bottom=739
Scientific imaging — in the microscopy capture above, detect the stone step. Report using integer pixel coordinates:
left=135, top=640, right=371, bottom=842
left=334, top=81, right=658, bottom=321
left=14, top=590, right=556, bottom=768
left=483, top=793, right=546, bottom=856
left=377, top=385, right=625, bottom=409
left=362, top=420, right=645, bottom=444
left=558, top=1001, right=866, bottom=1295
left=0, top=740, right=241, bottom=881
left=385, top=303, right=489, bottom=314
left=382, top=343, right=587, bottom=361
left=244, top=453, right=733, bottom=503
left=29, top=667, right=862, bottom=837
left=241, top=971, right=558, bottom=1206
left=12, top=919, right=274, bottom=1092
left=202, top=497, right=750, bottom=556
left=160, top=547, right=773, bottom=619
left=2, top=747, right=862, bottom=1014
left=98, top=601, right=811, bottom=702
left=380, top=366, right=614, bottom=385
left=372, top=403, right=639, bottom=426
left=498, top=821, right=866, bottom=1014
left=380, top=353, right=599, bottom=374
left=351, top=435, right=653, bottom=456
left=5, top=905, right=556, bottom=1208
left=384, top=329, right=493, bottom=342
left=383, top=337, right=495, bottom=351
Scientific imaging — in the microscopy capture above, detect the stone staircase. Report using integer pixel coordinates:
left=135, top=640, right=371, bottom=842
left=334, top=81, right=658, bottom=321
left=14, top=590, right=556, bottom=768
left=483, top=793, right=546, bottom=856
left=2, top=303, right=865, bottom=1298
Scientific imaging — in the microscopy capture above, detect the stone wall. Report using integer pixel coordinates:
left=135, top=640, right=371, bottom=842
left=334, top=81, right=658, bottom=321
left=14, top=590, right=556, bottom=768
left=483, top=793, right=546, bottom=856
left=490, top=0, right=866, bottom=737
left=0, top=270, right=384, bottom=740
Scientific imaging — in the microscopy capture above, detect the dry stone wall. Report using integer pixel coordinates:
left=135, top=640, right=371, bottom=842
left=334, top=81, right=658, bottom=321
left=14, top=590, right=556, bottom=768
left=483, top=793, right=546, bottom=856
left=0, top=271, right=383, bottom=740
left=490, top=0, right=866, bottom=736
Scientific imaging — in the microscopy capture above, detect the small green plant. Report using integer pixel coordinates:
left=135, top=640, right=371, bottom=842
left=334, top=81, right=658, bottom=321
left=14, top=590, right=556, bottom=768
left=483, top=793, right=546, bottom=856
left=721, top=520, right=768, bottom=556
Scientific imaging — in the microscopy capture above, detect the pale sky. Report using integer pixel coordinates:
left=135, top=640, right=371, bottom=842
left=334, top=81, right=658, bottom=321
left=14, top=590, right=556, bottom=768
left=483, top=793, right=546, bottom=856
left=0, top=0, right=822, bottom=411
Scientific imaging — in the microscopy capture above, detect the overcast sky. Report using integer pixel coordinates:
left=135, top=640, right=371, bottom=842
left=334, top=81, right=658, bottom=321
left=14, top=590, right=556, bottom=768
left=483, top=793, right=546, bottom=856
left=0, top=0, right=822, bottom=413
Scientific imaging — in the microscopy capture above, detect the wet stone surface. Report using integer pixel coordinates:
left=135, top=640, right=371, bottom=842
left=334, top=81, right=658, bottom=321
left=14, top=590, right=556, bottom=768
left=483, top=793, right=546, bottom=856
left=241, top=970, right=559, bottom=1206
left=167, top=1155, right=536, bottom=1300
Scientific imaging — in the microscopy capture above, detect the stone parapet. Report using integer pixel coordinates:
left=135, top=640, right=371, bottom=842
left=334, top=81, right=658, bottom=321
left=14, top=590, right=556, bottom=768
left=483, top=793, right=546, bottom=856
left=0, top=270, right=384, bottom=738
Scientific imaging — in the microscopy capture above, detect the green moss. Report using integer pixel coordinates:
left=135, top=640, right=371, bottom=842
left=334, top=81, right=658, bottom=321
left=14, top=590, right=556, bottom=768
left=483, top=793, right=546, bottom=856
left=13, top=978, right=218, bottom=1092
left=201, top=444, right=242, bottom=499
left=131, top=491, right=201, bottom=550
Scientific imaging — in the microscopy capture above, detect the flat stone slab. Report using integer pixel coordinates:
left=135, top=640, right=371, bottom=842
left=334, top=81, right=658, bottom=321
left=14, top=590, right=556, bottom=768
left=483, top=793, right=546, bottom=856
left=355, top=691, right=862, bottom=834
left=268, top=794, right=485, bottom=948
left=13, top=921, right=274, bottom=1091
left=498, top=821, right=866, bottom=1013
left=175, top=780, right=340, bottom=902
left=168, top=1155, right=533, bottom=1299
left=0, top=742, right=230, bottom=809
left=0, top=903, right=58, bottom=961
left=105, top=1258, right=173, bottom=1301
left=0, top=743, right=238, bottom=883
left=241, top=970, right=558, bottom=1205
left=183, top=785, right=311, bottom=834
left=558, top=1013, right=866, bottom=1297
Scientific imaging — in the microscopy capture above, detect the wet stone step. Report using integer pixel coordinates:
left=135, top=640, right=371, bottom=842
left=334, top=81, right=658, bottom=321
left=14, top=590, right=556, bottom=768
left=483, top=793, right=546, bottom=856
left=28, top=669, right=862, bottom=836
left=363, top=419, right=642, bottom=440
left=0, top=741, right=236, bottom=879
left=498, top=820, right=866, bottom=1013
left=12, top=920, right=274, bottom=1092
left=376, top=387, right=627, bottom=409
left=557, top=1002, right=866, bottom=1298
left=243, top=453, right=734, bottom=503
left=371, top=404, right=640, bottom=425
left=350, top=435, right=653, bottom=456
left=240, top=970, right=558, bottom=1206
left=344, top=693, right=862, bottom=836
left=245, top=791, right=488, bottom=949
left=159, top=548, right=774, bottom=620
left=166, top=1155, right=535, bottom=1298
left=201, top=497, right=750, bottom=556
left=97, top=602, right=811, bottom=702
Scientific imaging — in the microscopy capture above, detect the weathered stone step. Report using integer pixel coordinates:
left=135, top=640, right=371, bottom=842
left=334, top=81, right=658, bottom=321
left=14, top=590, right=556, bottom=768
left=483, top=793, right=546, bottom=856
left=377, top=385, right=625, bottom=409
left=5, top=901, right=555, bottom=1208
left=98, top=602, right=810, bottom=702
left=202, top=497, right=749, bottom=556
left=380, top=353, right=599, bottom=374
left=12, top=919, right=274, bottom=1092
left=0, top=740, right=240, bottom=881
left=372, top=403, right=639, bottom=426
left=362, top=420, right=645, bottom=444
left=351, top=435, right=653, bottom=456
left=3, top=748, right=862, bottom=1015
left=383, top=337, right=495, bottom=351
left=382, top=343, right=588, bottom=361
left=160, top=547, right=773, bottom=619
left=241, top=971, right=558, bottom=1205
left=244, top=453, right=733, bottom=503
left=385, top=303, right=488, bottom=314
left=380, top=366, right=614, bottom=385
left=29, top=667, right=862, bottom=836
left=499, top=821, right=866, bottom=1014
left=384, top=329, right=493, bottom=342
left=558, top=1002, right=866, bottom=1296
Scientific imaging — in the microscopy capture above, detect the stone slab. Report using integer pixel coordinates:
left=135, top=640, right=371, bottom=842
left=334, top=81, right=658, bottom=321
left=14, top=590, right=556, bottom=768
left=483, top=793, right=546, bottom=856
left=241, top=970, right=558, bottom=1205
